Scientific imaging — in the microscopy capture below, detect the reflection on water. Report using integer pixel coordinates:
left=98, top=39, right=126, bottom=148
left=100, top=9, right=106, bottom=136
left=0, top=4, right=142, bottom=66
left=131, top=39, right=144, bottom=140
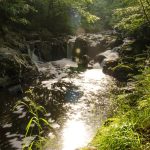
left=45, top=66, right=113, bottom=150
left=83, top=69, right=105, bottom=80
left=0, top=59, right=113, bottom=150
left=62, top=120, right=90, bottom=150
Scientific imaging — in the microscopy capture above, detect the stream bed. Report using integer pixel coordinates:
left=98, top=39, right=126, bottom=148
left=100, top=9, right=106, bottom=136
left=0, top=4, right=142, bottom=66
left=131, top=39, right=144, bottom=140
left=0, top=59, right=114, bottom=150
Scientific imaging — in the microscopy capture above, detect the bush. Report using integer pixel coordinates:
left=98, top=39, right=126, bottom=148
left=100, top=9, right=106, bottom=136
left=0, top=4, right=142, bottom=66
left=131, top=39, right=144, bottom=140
left=90, top=67, right=150, bottom=150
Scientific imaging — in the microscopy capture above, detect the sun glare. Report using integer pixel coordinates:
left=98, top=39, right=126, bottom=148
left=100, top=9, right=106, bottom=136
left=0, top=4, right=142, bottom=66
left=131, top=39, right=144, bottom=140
left=82, top=69, right=105, bottom=80
left=62, top=119, right=90, bottom=150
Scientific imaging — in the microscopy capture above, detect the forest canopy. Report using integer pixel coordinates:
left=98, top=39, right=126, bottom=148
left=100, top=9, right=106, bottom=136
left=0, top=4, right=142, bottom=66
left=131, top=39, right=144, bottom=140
left=0, top=0, right=150, bottom=34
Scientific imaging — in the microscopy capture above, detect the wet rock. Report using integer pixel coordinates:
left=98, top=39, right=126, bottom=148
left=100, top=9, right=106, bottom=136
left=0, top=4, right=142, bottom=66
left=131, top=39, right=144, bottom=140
left=94, top=54, right=106, bottom=64
left=0, top=47, right=38, bottom=87
left=25, top=32, right=41, bottom=41
left=94, top=50, right=119, bottom=67
left=103, top=60, right=118, bottom=76
left=80, top=55, right=91, bottom=68
left=72, top=32, right=119, bottom=60
left=27, top=37, right=67, bottom=61
left=73, top=36, right=88, bottom=61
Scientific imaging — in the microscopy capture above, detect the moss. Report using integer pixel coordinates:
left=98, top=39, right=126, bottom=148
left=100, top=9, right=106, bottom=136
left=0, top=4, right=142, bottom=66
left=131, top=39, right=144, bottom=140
left=121, top=57, right=135, bottom=63
left=113, top=64, right=133, bottom=72
left=112, top=64, right=134, bottom=81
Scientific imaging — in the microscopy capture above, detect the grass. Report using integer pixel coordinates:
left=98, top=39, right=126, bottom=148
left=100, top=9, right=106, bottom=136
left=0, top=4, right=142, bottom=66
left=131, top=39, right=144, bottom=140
left=14, top=89, right=53, bottom=150
left=87, top=67, right=150, bottom=150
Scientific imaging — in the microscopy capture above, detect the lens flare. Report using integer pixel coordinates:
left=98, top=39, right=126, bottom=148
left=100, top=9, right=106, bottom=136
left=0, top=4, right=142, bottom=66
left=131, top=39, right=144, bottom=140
left=76, top=48, right=81, bottom=54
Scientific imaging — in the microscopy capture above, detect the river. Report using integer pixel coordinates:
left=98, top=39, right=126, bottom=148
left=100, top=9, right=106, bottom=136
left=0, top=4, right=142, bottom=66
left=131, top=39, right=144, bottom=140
left=0, top=58, right=114, bottom=150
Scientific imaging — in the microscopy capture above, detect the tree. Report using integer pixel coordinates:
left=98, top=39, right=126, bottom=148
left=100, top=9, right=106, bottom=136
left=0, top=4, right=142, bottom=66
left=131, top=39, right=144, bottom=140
left=0, top=0, right=35, bottom=32
left=112, top=0, right=150, bottom=33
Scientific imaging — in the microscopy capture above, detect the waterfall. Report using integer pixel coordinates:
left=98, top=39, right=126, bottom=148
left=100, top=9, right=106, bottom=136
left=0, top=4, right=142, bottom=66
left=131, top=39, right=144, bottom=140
left=27, top=44, right=32, bottom=58
left=27, top=43, right=40, bottom=63
left=67, top=37, right=76, bottom=59
left=32, top=49, right=39, bottom=62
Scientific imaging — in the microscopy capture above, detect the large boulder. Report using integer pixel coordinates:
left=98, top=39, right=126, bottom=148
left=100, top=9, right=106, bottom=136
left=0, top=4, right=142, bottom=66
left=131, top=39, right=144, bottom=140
left=72, top=33, right=119, bottom=61
left=94, top=50, right=119, bottom=66
left=94, top=54, right=106, bottom=64
left=0, top=47, right=38, bottom=87
left=27, top=37, right=67, bottom=61
left=103, top=62, right=134, bottom=81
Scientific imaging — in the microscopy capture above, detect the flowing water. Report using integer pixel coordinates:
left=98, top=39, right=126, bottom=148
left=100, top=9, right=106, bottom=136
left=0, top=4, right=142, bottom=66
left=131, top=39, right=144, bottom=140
left=0, top=58, right=114, bottom=150
left=40, top=59, right=114, bottom=150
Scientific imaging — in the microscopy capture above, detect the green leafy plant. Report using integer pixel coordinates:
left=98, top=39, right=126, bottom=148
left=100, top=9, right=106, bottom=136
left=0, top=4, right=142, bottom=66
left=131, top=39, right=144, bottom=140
left=113, top=0, right=150, bottom=33
left=89, top=66, right=150, bottom=150
left=14, top=89, right=53, bottom=150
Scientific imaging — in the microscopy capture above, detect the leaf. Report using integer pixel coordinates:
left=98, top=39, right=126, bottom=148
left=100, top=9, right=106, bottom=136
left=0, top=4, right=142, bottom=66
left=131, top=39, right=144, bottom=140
left=25, top=117, right=34, bottom=137
left=40, top=118, right=52, bottom=128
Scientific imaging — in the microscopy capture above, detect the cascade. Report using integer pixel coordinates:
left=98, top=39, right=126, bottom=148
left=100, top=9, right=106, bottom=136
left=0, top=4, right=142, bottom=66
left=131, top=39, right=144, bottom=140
left=31, top=48, right=39, bottom=62
left=67, top=37, right=76, bottom=59
left=27, top=43, right=41, bottom=63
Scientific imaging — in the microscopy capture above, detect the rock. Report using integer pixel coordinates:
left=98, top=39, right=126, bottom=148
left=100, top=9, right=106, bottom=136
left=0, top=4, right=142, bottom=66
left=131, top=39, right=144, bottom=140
left=80, top=54, right=91, bottom=68
left=103, top=59, right=134, bottom=81
left=72, top=33, right=119, bottom=60
left=110, top=37, right=123, bottom=48
left=0, top=76, right=12, bottom=88
left=94, top=50, right=119, bottom=66
left=8, top=84, right=23, bottom=95
left=94, top=54, right=106, bottom=64
left=112, top=64, right=134, bottom=81
left=0, top=47, right=38, bottom=87
left=73, top=36, right=88, bottom=61
left=103, top=60, right=118, bottom=76
left=27, top=37, right=67, bottom=61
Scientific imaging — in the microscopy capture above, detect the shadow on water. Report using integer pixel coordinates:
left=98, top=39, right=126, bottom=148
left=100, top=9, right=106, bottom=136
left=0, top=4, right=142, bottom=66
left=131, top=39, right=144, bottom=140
left=0, top=59, right=114, bottom=150
left=0, top=78, right=83, bottom=150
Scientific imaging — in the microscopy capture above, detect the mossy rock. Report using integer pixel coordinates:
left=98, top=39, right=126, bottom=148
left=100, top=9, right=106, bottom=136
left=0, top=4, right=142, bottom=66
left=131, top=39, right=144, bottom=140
left=121, top=57, right=135, bottom=63
left=0, top=47, right=38, bottom=87
left=112, top=64, right=134, bottom=81
left=102, top=60, right=118, bottom=76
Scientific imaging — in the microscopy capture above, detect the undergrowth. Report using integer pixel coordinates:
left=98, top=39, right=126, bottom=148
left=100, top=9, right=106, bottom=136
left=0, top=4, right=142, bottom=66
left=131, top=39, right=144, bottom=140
left=89, top=67, right=150, bottom=150
left=14, top=89, right=53, bottom=150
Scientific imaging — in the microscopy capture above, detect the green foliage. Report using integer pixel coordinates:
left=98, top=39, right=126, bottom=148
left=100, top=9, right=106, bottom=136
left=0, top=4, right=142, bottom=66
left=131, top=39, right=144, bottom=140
left=0, top=0, right=35, bottom=30
left=92, top=120, right=141, bottom=150
left=30, top=0, right=99, bottom=33
left=113, top=0, right=150, bottom=33
left=14, top=89, right=53, bottom=150
left=0, top=0, right=99, bottom=33
left=0, top=0, right=150, bottom=34
left=90, top=66, right=150, bottom=150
